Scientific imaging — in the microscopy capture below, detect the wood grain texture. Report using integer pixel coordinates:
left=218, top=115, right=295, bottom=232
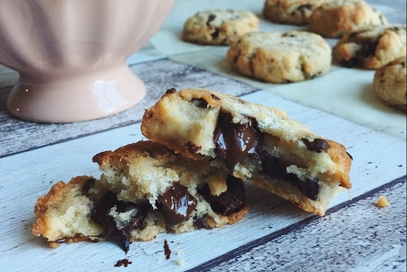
left=206, top=180, right=407, bottom=272
left=0, top=59, right=257, bottom=158
left=0, top=90, right=405, bottom=271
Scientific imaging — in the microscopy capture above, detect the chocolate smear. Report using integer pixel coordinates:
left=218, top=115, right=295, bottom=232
left=114, top=259, right=132, bottom=267
left=214, top=113, right=263, bottom=173
left=157, top=183, right=197, bottom=226
left=164, top=240, right=171, bottom=260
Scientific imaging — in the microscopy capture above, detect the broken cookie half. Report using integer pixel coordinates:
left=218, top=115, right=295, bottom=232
left=32, top=141, right=248, bottom=252
left=141, top=88, right=353, bottom=216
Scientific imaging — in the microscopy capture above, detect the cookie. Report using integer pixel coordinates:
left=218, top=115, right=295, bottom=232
left=333, top=26, right=406, bottom=69
left=308, top=0, right=388, bottom=38
left=226, top=30, right=331, bottom=83
left=141, top=88, right=353, bottom=216
left=182, top=10, right=259, bottom=45
left=263, top=0, right=330, bottom=25
left=373, top=56, right=406, bottom=111
left=32, top=141, right=249, bottom=252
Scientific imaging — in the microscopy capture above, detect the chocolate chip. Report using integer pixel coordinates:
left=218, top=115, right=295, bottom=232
left=166, top=88, right=177, bottom=94
left=193, top=217, right=205, bottom=229
left=81, top=177, right=96, bottom=196
left=206, top=14, right=216, bottom=26
left=192, top=98, right=208, bottom=108
left=91, top=192, right=149, bottom=253
left=213, top=113, right=263, bottom=173
left=211, top=94, right=220, bottom=100
left=302, top=138, right=330, bottom=153
left=211, top=28, right=220, bottom=39
left=157, top=182, right=197, bottom=226
left=185, top=141, right=201, bottom=153
left=198, top=175, right=246, bottom=216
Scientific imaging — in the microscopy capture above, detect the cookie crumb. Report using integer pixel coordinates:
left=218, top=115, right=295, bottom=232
left=174, top=258, right=185, bottom=266
left=376, top=196, right=390, bottom=208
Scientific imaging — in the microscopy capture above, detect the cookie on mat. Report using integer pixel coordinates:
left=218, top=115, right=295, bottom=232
left=263, top=0, right=330, bottom=26
left=226, top=30, right=331, bottom=83
left=373, top=57, right=406, bottom=111
left=333, top=26, right=406, bottom=69
left=182, top=10, right=259, bottom=45
left=308, top=0, right=388, bottom=38
left=142, top=88, right=353, bottom=216
left=32, top=141, right=249, bottom=251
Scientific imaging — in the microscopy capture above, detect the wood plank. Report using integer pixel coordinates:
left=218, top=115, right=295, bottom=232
left=0, top=59, right=257, bottom=158
left=0, top=90, right=405, bottom=271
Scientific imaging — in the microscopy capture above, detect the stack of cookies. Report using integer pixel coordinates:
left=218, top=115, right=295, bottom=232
left=32, top=88, right=353, bottom=252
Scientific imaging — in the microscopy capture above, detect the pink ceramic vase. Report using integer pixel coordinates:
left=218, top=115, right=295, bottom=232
left=0, top=0, right=174, bottom=123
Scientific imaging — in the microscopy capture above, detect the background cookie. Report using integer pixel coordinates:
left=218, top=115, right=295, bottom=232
left=227, top=31, right=331, bottom=83
left=182, top=10, right=259, bottom=45
left=308, top=0, right=388, bottom=38
left=373, top=57, right=406, bottom=111
left=263, top=0, right=330, bottom=25
left=333, top=26, right=406, bottom=69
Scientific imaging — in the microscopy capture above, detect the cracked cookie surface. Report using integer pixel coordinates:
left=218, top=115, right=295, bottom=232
left=182, top=10, right=259, bottom=45
left=308, top=0, right=388, bottom=38
left=263, top=0, right=330, bottom=25
left=226, top=31, right=331, bottom=83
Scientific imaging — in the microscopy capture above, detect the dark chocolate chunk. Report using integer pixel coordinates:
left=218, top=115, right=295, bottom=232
left=302, top=138, right=330, bottom=153
left=214, top=113, right=263, bottom=173
left=198, top=175, right=246, bottom=216
left=193, top=217, right=205, bottom=229
left=157, top=182, right=197, bottom=226
left=211, top=28, right=220, bottom=39
left=262, top=152, right=319, bottom=200
left=91, top=192, right=148, bottom=253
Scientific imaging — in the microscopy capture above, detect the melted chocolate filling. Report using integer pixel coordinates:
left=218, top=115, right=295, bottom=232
left=212, top=113, right=327, bottom=200
left=214, top=113, right=263, bottom=173
left=262, top=152, right=319, bottom=200
left=157, top=182, right=197, bottom=226
left=91, top=192, right=148, bottom=253
left=198, top=175, right=246, bottom=216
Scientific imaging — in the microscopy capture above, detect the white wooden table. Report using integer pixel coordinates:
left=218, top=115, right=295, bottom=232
left=0, top=1, right=406, bottom=271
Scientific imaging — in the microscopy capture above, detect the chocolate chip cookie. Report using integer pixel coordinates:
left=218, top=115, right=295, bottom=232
left=226, top=30, right=331, bottom=83
left=182, top=10, right=259, bottom=45
left=263, top=0, right=330, bottom=25
left=373, top=57, right=406, bottom=111
left=142, top=88, right=353, bottom=216
left=308, top=0, right=388, bottom=38
left=333, top=26, right=406, bottom=69
left=32, top=141, right=248, bottom=252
